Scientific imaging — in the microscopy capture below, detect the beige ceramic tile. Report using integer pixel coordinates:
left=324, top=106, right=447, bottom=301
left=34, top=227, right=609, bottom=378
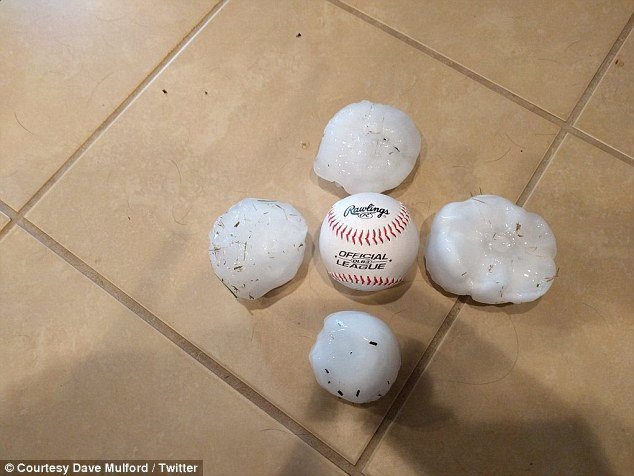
left=576, top=31, right=634, bottom=158
left=343, top=0, right=634, bottom=119
left=0, top=0, right=218, bottom=210
left=0, top=227, right=343, bottom=475
left=0, top=212, right=8, bottom=231
left=365, top=135, right=634, bottom=475
left=27, top=0, right=558, bottom=462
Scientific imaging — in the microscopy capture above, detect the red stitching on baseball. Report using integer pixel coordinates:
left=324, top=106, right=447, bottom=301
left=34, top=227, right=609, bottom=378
left=329, top=272, right=403, bottom=287
left=327, top=202, right=411, bottom=246
left=396, top=205, right=410, bottom=226
left=397, top=213, right=409, bottom=226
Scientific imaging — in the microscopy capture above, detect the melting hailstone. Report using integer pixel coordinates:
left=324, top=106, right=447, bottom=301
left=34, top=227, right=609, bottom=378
left=209, top=198, right=308, bottom=299
left=425, top=195, right=557, bottom=304
left=313, top=100, right=422, bottom=194
left=309, top=311, right=401, bottom=404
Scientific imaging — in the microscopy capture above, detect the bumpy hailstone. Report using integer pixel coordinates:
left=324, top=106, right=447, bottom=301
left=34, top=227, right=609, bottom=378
left=209, top=198, right=308, bottom=299
left=425, top=195, right=557, bottom=304
left=309, top=311, right=401, bottom=404
left=313, top=100, right=422, bottom=194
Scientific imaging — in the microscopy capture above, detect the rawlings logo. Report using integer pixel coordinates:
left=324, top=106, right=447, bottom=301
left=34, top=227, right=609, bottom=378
left=343, top=203, right=390, bottom=219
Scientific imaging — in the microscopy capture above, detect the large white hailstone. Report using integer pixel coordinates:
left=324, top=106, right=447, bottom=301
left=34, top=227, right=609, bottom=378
left=309, top=311, right=401, bottom=404
left=425, top=195, right=557, bottom=304
left=313, top=100, right=422, bottom=194
left=209, top=198, right=308, bottom=299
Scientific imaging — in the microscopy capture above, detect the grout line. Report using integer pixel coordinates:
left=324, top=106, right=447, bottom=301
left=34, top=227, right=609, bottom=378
left=567, top=127, right=633, bottom=164
left=14, top=216, right=358, bottom=475
left=4, top=2, right=629, bottom=473
left=2, top=1, right=357, bottom=471
left=567, top=13, right=633, bottom=125
left=326, top=6, right=632, bottom=469
left=0, top=201, right=18, bottom=241
left=515, top=130, right=567, bottom=206
left=353, top=297, right=467, bottom=471
left=0, top=200, right=18, bottom=219
left=0, top=221, right=15, bottom=242
left=326, top=0, right=566, bottom=127
left=326, top=0, right=634, bottom=166
left=516, top=14, right=633, bottom=206
left=16, top=0, right=231, bottom=219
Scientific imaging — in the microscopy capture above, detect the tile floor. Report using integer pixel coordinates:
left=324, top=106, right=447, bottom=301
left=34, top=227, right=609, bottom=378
left=1, top=0, right=632, bottom=474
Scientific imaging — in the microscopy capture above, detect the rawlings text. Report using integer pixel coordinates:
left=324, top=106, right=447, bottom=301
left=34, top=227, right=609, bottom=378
left=343, top=203, right=390, bottom=219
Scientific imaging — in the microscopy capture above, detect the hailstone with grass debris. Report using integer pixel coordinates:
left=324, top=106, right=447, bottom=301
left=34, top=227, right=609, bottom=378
left=425, top=195, right=557, bottom=304
left=209, top=198, right=308, bottom=299
left=309, top=311, right=401, bottom=404
left=314, top=100, right=422, bottom=194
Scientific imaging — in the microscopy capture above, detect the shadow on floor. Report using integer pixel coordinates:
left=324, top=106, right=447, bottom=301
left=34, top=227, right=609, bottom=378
left=368, top=346, right=618, bottom=476
left=0, top=347, right=342, bottom=476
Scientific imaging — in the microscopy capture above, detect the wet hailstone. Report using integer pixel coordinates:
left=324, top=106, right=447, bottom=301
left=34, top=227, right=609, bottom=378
left=309, top=311, right=401, bottom=404
left=209, top=198, right=308, bottom=300
left=313, top=100, right=422, bottom=194
left=425, top=195, right=557, bottom=304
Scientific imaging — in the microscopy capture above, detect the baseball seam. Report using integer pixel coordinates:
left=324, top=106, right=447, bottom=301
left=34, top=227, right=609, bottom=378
left=329, top=272, right=403, bottom=287
left=326, top=204, right=411, bottom=246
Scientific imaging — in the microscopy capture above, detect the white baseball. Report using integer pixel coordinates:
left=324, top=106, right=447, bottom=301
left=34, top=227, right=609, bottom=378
left=319, top=192, right=419, bottom=291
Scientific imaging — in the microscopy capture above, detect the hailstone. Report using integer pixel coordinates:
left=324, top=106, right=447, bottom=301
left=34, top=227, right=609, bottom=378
left=313, top=100, right=422, bottom=194
left=425, top=195, right=557, bottom=304
left=309, top=311, right=401, bottom=404
left=209, top=198, right=308, bottom=299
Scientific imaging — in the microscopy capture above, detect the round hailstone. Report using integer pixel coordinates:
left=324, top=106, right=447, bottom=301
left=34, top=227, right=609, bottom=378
left=425, top=195, right=557, bottom=304
left=209, top=198, right=308, bottom=299
left=313, top=100, right=422, bottom=194
left=309, top=311, right=401, bottom=404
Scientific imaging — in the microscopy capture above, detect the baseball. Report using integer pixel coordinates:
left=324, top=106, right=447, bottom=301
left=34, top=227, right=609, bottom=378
left=319, top=192, right=419, bottom=291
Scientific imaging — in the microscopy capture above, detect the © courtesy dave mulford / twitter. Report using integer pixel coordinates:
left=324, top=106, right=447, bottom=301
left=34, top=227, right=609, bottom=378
left=2, top=461, right=202, bottom=475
